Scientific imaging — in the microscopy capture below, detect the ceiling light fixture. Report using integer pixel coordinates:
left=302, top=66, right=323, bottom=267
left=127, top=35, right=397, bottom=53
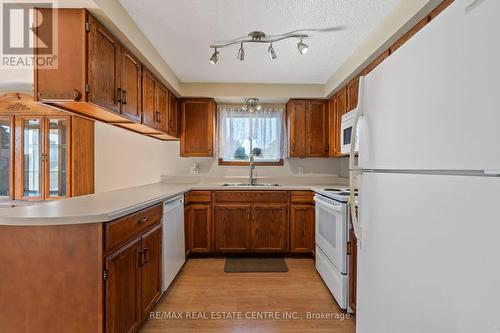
left=237, top=43, right=245, bottom=61
left=208, top=27, right=344, bottom=64
left=268, top=43, right=277, bottom=60
left=241, top=98, right=261, bottom=113
left=297, top=37, right=308, bottom=55
left=209, top=48, right=219, bottom=64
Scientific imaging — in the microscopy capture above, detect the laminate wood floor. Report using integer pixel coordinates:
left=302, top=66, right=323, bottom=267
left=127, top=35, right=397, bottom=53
left=140, top=258, right=355, bottom=333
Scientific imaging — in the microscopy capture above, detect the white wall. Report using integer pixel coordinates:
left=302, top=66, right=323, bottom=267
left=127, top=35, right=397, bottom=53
left=95, top=122, right=348, bottom=192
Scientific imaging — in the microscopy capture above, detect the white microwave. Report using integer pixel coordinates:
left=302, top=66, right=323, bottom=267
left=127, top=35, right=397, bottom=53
left=340, top=109, right=359, bottom=155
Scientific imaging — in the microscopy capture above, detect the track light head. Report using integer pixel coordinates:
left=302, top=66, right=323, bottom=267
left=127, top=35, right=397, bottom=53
left=268, top=43, right=277, bottom=60
left=209, top=48, right=219, bottom=64
left=237, top=43, right=245, bottom=61
left=297, top=38, right=308, bottom=55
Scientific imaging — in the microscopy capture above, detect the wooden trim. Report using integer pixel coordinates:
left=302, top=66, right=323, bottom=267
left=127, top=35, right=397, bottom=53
left=0, top=116, right=14, bottom=199
left=218, top=158, right=284, bottom=166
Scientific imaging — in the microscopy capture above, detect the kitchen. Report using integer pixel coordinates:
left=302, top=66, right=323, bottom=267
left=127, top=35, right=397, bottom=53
left=0, top=0, right=499, bottom=332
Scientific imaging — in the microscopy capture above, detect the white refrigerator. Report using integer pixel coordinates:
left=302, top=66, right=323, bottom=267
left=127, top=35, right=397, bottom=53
left=350, top=0, right=500, bottom=332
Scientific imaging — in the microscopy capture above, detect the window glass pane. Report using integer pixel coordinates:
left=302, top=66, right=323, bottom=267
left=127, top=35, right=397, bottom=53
left=0, top=119, right=11, bottom=197
left=23, top=118, right=42, bottom=197
left=48, top=118, right=68, bottom=197
left=219, top=108, right=283, bottom=162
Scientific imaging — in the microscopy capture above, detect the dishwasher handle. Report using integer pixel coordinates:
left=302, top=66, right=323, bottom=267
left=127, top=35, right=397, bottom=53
left=163, top=196, right=184, bottom=213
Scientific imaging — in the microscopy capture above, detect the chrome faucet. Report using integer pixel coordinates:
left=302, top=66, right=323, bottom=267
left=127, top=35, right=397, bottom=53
left=249, top=152, right=257, bottom=185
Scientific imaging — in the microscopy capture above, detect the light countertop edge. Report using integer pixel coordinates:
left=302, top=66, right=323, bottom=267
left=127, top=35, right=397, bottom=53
left=0, top=182, right=346, bottom=226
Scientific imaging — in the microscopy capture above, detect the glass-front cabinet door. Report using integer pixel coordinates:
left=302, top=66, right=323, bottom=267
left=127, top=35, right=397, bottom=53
left=46, top=117, right=70, bottom=199
left=15, top=115, right=71, bottom=201
left=18, top=117, right=44, bottom=200
left=0, top=117, right=13, bottom=199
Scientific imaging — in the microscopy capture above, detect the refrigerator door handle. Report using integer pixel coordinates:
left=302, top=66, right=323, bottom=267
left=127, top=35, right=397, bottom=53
left=349, top=76, right=365, bottom=246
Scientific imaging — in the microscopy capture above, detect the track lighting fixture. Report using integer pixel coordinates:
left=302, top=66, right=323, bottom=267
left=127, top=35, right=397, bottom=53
left=297, top=38, right=308, bottom=55
left=237, top=43, right=245, bottom=61
left=268, top=43, right=277, bottom=60
left=208, top=27, right=343, bottom=64
left=209, top=48, right=219, bottom=64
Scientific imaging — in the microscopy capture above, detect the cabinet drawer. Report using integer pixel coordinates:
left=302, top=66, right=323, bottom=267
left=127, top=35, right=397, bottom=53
left=105, top=204, right=162, bottom=253
left=214, top=191, right=287, bottom=204
left=290, top=191, right=315, bottom=204
left=185, top=191, right=212, bottom=205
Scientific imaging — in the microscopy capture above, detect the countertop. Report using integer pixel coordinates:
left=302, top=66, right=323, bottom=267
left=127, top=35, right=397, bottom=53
left=0, top=182, right=345, bottom=226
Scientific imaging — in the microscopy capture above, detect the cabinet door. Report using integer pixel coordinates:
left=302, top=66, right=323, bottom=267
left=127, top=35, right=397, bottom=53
left=188, top=204, right=212, bottom=253
left=251, top=205, right=288, bottom=252
left=168, top=91, right=179, bottom=137
left=328, top=96, right=337, bottom=157
left=88, top=16, right=121, bottom=113
left=334, top=88, right=347, bottom=157
left=180, top=99, right=214, bottom=157
left=141, top=224, right=162, bottom=319
left=120, top=48, right=142, bottom=122
left=156, top=83, right=169, bottom=133
left=142, top=68, right=157, bottom=128
left=15, top=117, right=44, bottom=200
left=0, top=117, right=13, bottom=199
left=45, top=117, right=70, bottom=199
left=287, top=100, right=306, bottom=157
left=306, top=100, right=328, bottom=157
left=290, top=204, right=314, bottom=253
left=214, top=205, right=251, bottom=252
left=105, top=237, right=142, bottom=333
left=347, top=77, right=360, bottom=111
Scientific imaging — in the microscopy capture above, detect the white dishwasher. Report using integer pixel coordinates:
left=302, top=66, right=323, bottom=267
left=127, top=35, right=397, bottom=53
left=162, top=195, right=185, bottom=294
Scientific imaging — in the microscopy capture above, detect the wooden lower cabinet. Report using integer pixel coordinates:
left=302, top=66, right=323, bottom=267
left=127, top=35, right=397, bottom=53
left=105, top=238, right=142, bottom=333
left=289, top=204, right=315, bottom=254
left=214, top=205, right=251, bottom=252
left=104, top=204, right=162, bottom=333
left=140, top=224, right=162, bottom=318
left=251, top=205, right=288, bottom=252
left=187, top=204, right=212, bottom=253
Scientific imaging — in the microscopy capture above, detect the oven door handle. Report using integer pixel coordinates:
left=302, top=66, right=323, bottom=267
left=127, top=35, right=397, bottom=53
left=314, top=198, right=344, bottom=213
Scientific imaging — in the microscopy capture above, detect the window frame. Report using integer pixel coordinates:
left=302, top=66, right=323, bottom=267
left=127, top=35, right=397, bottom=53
left=217, top=106, right=285, bottom=166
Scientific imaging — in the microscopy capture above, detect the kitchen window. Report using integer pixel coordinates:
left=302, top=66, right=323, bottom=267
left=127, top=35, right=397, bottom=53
left=218, top=106, right=285, bottom=165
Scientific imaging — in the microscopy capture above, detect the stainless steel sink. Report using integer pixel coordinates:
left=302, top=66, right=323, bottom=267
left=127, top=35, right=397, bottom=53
left=222, top=183, right=281, bottom=187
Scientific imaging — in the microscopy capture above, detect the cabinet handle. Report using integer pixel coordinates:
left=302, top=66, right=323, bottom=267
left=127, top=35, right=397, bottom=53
left=116, top=88, right=122, bottom=103
left=170, top=119, right=174, bottom=128
left=138, top=217, right=149, bottom=225
left=143, top=248, right=149, bottom=264
left=138, top=251, right=144, bottom=267
left=121, top=90, right=127, bottom=105
left=324, top=143, right=329, bottom=152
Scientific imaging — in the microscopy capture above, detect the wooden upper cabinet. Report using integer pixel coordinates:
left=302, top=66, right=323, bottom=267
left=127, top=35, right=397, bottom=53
left=328, top=96, right=337, bottom=157
left=363, top=50, right=390, bottom=76
left=287, top=100, right=307, bottom=157
left=180, top=98, right=215, bottom=157
left=306, top=100, right=329, bottom=157
left=288, top=99, right=328, bottom=158
left=120, top=48, right=142, bottom=122
left=168, top=91, right=179, bottom=137
left=34, top=9, right=178, bottom=141
left=329, top=88, right=347, bottom=157
left=142, top=68, right=157, bottom=129
left=88, top=15, right=121, bottom=114
left=347, top=77, right=360, bottom=112
left=156, top=83, right=169, bottom=133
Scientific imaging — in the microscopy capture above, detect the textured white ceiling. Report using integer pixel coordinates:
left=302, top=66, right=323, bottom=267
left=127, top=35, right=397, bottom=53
left=119, top=0, right=400, bottom=84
